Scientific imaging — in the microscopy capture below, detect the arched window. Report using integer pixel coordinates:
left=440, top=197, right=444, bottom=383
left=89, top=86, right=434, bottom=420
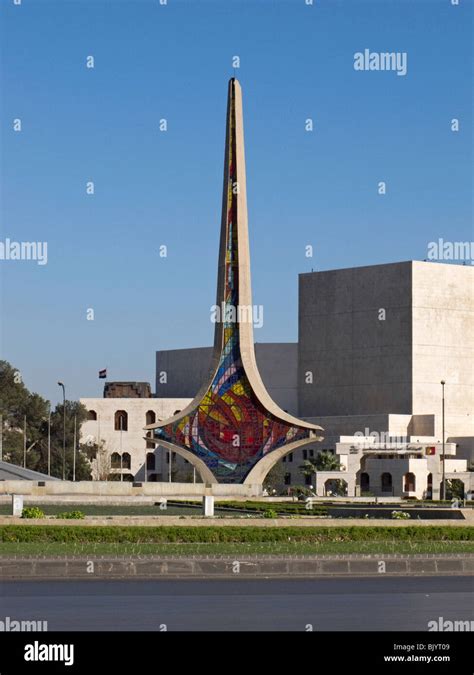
left=87, top=410, right=97, bottom=421
left=146, top=431, right=155, bottom=449
left=122, top=452, right=131, bottom=470
left=146, top=410, right=156, bottom=425
left=404, top=472, right=416, bottom=492
left=325, top=479, right=348, bottom=497
left=146, top=453, right=155, bottom=471
left=114, top=410, right=128, bottom=431
left=426, top=473, right=433, bottom=499
left=111, top=452, right=121, bottom=469
left=381, top=473, right=392, bottom=492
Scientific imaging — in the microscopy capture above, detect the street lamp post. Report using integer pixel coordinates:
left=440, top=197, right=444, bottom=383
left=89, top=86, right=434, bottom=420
left=23, top=415, right=27, bottom=468
left=73, top=415, right=77, bottom=482
left=441, top=380, right=446, bottom=501
left=57, top=382, right=66, bottom=480
left=47, top=404, right=51, bottom=476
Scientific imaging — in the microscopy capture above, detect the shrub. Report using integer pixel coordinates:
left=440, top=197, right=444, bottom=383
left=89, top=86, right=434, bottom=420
left=392, top=511, right=411, bottom=519
left=1, top=525, right=471, bottom=544
left=263, top=509, right=278, bottom=519
left=55, top=511, right=85, bottom=520
left=21, top=507, right=45, bottom=519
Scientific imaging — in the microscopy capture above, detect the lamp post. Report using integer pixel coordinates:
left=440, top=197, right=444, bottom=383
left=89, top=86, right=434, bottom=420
left=57, top=382, right=66, bottom=480
left=440, top=380, right=446, bottom=501
left=47, top=404, right=51, bottom=476
left=73, top=414, right=77, bottom=482
left=23, top=415, right=27, bottom=468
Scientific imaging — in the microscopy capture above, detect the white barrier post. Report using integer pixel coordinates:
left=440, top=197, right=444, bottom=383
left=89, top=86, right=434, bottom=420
left=12, top=494, right=24, bottom=516
left=203, top=495, right=215, bottom=517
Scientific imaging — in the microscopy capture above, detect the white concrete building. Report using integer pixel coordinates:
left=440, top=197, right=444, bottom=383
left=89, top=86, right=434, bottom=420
left=81, top=395, right=192, bottom=482
left=313, top=435, right=469, bottom=500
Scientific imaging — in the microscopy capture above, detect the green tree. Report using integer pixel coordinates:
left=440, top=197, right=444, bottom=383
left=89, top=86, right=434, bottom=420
left=0, top=360, right=92, bottom=480
left=299, top=450, right=342, bottom=481
left=263, top=462, right=285, bottom=495
left=446, top=478, right=465, bottom=500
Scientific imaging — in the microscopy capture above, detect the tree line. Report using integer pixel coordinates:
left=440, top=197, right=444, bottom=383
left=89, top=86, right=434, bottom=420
left=0, top=360, right=99, bottom=480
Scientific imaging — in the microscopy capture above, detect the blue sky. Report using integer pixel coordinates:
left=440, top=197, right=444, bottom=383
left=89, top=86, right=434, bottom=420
left=0, top=0, right=472, bottom=405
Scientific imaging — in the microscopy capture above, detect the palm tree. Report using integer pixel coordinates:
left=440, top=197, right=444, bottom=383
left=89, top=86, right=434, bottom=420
left=299, top=451, right=341, bottom=478
left=299, top=451, right=344, bottom=497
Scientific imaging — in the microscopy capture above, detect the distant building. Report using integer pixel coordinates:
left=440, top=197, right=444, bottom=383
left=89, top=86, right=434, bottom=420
left=103, top=382, right=152, bottom=399
left=81, top=396, right=191, bottom=481
left=298, top=261, right=473, bottom=456
left=312, top=436, right=468, bottom=500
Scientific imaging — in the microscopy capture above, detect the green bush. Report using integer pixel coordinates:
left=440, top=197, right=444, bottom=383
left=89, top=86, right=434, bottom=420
left=391, top=510, right=411, bottom=519
left=21, top=507, right=45, bottom=519
left=1, top=525, right=472, bottom=544
left=263, top=509, right=278, bottom=519
left=55, top=511, right=85, bottom=520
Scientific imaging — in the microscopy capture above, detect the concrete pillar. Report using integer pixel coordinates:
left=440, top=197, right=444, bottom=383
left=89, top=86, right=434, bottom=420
left=12, top=494, right=24, bottom=516
left=346, top=475, right=356, bottom=497
left=316, top=474, right=325, bottom=496
left=202, top=495, right=215, bottom=517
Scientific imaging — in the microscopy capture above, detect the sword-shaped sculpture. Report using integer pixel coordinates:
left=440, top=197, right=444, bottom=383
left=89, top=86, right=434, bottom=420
left=146, top=78, right=323, bottom=484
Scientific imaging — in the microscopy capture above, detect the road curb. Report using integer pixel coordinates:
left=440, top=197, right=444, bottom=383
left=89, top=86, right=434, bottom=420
left=1, top=555, right=473, bottom=579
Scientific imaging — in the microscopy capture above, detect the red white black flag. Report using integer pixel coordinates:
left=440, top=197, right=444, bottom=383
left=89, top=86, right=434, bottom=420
left=99, top=369, right=107, bottom=379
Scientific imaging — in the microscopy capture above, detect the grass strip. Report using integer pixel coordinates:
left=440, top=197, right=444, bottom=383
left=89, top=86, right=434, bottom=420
left=1, top=525, right=473, bottom=544
left=1, top=540, right=473, bottom=557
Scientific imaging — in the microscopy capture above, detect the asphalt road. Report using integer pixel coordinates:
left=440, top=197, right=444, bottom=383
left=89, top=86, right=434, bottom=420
left=1, top=577, right=472, bottom=631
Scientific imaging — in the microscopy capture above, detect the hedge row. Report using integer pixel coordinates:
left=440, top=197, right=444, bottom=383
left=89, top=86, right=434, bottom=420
left=1, top=525, right=472, bottom=544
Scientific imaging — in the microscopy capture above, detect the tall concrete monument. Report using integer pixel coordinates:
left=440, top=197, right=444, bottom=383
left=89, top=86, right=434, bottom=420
left=146, top=79, right=322, bottom=484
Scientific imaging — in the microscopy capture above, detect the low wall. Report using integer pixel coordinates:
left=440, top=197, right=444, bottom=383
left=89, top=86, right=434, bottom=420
left=0, top=480, right=262, bottom=499
left=2, top=555, right=473, bottom=579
